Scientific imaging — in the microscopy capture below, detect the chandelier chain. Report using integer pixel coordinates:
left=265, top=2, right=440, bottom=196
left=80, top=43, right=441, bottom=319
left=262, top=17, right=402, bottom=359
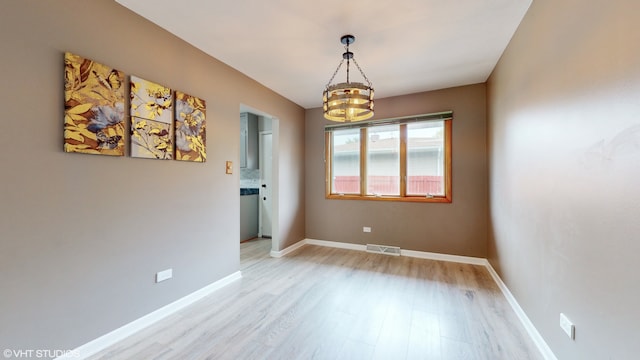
left=351, top=58, right=372, bottom=87
left=345, top=42, right=351, bottom=84
left=324, top=58, right=344, bottom=89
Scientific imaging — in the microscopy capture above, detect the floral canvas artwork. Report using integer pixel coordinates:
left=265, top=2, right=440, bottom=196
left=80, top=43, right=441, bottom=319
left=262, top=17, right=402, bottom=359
left=64, top=52, right=125, bottom=156
left=131, top=117, right=173, bottom=159
left=129, top=76, right=173, bottom=159
left=130, top=76, right=172, bottom=123
left=175, top=91, right=206, bottom=162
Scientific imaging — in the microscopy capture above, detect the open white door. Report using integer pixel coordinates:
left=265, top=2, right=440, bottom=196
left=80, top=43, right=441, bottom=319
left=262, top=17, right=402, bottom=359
left=259, top=131, right=273, bottom=237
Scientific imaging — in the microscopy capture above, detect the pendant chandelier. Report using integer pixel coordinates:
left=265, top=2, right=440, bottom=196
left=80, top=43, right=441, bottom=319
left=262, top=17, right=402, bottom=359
left=323, top=35, right=374, bottom=122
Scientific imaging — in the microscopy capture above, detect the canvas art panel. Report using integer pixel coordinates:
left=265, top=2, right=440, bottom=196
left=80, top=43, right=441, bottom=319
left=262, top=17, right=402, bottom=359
left=129, top=75, right=173, bottom=123
left=64, top=52, right=125, bottom=156
left=130, top=117, right=173, bottom=159
left=175, top=91, right=206, bottom=162
left=129, top=76, right=174, bottom=159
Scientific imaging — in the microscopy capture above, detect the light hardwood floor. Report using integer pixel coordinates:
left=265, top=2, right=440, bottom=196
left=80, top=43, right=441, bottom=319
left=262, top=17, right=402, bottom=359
left=89, top=239, right=543, bottom=360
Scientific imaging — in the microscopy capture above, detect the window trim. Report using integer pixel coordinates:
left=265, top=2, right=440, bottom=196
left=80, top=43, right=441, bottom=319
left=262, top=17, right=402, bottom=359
left=325, top=112, right=452, bottom=203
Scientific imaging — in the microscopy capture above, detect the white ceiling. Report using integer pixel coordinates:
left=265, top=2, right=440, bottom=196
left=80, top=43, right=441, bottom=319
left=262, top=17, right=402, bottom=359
left=115, top=0, right=531, bottom=109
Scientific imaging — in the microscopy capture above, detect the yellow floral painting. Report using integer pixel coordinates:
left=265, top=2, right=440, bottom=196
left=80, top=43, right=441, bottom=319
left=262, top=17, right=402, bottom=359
left=129, top=76, right=173, bottom=159
left=130, top=76, right=172, bottom=123
left=64, top=52, right=125, bottom=156
left=131, top=117, right=173, bottom=159
left=175, top=91, right=206, bottom=162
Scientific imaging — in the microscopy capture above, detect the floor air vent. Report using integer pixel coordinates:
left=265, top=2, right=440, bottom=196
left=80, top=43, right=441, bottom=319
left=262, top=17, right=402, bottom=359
left=366, top=244, right=401, bottom=256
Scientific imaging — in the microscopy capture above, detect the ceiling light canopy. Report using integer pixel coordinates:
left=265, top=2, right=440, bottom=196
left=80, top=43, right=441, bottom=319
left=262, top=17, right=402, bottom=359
left=323, top=35, right=374, bottom=122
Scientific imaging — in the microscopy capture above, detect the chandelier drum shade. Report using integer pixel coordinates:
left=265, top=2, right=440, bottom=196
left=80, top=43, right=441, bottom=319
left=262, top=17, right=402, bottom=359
left=323, top=35, right=374, bottom=122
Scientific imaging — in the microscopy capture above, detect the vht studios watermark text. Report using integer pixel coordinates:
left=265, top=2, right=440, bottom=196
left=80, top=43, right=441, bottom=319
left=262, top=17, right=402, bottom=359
left=3, top=349, right=79, bottom=358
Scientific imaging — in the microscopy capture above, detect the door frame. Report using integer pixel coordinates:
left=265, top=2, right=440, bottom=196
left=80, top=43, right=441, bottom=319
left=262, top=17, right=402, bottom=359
left=239, top=104, right=279, bottom=254
left=258, top=130, right=272, bottom=238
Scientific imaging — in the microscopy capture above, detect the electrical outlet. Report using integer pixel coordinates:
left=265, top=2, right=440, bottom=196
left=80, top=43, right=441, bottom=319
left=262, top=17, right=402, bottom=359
left=363, top=226, right=371, bottom=233
left=560, top=313, right=575, bottom=340
left=156, top=268, right=173, bottom=283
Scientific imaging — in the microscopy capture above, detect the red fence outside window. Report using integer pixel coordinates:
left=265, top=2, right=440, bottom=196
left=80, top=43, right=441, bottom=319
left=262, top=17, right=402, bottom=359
left=333, top=176, right=443, bottom=195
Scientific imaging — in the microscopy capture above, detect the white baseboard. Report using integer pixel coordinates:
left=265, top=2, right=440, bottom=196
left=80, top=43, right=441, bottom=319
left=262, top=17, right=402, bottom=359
left=271, top=238, right=366, bottom=257
left=295, top=238, right=557, bottom=360
left=484, top=262, right=557, bottom=360
left=58, top=271, right=242, bottom=360
left=305, top=238, right=367, bottom=252
left=400, top=249, right=487, bottom=265
left=303, top=238, right=485, bottom=265
left=270, top=239, right=306, bottom=257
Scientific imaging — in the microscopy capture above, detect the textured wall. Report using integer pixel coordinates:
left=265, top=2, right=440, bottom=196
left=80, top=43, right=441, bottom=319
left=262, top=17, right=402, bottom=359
left=0, top=0, right=304, bottom=352
left=487, top=0, right=640, bottom=358
left=305, top=84, right=488, bottom=257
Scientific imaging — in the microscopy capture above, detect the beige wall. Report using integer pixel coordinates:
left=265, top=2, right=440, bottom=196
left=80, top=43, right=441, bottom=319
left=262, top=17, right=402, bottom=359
left=305, top=84, right=488, bottom=257
left=487, top=0, right=640, bottom=359
left=0, top=0, right=304, bottom=352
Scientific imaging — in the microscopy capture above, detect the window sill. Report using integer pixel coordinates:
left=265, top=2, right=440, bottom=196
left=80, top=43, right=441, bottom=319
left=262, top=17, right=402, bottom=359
left=326, top=194, right=452, bottom=203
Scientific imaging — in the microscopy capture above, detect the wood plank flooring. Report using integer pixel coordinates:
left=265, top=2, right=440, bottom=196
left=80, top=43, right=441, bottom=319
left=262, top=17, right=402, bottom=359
left=88, top=239, right=543, bottom=360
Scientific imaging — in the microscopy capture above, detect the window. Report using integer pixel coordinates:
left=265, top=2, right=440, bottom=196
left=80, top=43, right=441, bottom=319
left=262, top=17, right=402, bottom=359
left=329, top=128, right=360, bottom=194
left=325, top=112, right=452, bottom=203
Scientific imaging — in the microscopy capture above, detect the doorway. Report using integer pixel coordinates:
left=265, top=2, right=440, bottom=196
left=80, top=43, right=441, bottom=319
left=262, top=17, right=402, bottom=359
left=239, top=104, right=276, bottom=256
